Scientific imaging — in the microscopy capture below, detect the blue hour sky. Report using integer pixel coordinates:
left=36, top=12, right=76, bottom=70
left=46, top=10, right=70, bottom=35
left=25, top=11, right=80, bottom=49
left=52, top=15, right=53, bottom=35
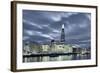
left=23, top=10, right=91, bottom=48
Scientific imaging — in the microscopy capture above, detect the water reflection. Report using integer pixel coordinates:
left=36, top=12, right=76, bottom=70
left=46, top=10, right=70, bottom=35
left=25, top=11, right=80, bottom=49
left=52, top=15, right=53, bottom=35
left=23, top=53, right=91, bottom=62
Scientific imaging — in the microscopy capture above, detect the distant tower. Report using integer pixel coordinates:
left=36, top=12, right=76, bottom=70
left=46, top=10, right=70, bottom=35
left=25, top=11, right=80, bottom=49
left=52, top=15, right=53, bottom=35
left=60, top=24, right=65, bottom=44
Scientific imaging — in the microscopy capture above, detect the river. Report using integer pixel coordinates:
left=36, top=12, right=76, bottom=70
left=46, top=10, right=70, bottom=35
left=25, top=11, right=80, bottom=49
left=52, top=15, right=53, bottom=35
left=23, top=53, right=91, bottom=62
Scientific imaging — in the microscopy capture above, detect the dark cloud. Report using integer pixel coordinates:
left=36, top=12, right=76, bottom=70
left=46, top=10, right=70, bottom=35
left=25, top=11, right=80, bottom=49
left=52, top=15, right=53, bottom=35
left=23, top=10, right=91, bottom=48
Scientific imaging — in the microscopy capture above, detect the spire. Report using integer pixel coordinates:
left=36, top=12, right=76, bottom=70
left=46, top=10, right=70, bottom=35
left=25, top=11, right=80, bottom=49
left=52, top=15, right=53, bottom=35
left=62, top=24, right=64, bottom=29
left=60, top=24, right=65, bottom=44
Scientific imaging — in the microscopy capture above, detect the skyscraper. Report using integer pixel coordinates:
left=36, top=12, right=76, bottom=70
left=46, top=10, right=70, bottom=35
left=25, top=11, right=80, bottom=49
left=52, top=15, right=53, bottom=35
left=60, top=24, right=65, bottom=44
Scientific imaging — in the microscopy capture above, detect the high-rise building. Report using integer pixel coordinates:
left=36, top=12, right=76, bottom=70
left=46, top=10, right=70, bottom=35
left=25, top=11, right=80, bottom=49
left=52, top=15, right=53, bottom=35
left=60, top=24, right=65, bottom=44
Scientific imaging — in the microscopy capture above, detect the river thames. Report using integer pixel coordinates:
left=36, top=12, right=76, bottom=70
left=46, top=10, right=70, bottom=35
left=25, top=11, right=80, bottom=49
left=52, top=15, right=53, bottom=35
left=23, top=53, right=91, bottom=62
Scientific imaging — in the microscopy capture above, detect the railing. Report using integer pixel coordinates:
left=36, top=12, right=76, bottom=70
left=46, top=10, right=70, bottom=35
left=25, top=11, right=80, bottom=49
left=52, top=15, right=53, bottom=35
left=23, top=52, right=78, bottom=57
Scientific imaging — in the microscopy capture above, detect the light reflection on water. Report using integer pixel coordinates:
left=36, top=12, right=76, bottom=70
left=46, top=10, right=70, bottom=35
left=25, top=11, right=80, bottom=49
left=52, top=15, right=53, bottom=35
left=23, top=54, right=91, bottom=62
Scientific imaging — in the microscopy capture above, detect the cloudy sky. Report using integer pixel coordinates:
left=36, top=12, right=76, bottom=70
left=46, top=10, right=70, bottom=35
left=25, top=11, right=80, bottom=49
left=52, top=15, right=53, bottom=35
left=23, top=10, right=91, bottom=48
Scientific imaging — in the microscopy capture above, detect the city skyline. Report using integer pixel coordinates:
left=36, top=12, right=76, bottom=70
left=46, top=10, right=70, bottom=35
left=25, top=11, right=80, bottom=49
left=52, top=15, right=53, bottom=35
left=23, top=10, right=91, bottom=48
